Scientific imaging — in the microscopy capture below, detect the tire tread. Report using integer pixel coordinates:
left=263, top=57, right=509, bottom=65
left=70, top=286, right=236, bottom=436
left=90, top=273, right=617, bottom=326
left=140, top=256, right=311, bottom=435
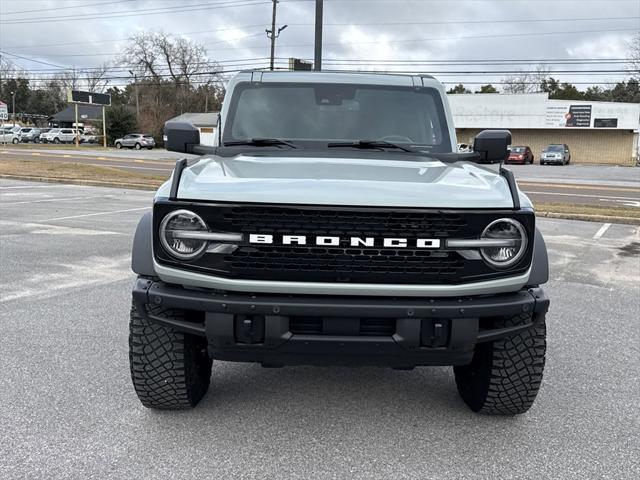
left=129, top=301, right=212, bottom=409
left=454, top=313, right=546, bottom=415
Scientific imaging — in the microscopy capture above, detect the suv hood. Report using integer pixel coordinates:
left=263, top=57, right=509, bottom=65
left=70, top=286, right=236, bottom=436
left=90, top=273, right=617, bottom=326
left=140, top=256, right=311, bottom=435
left=164, top=154, right=527, bottom=209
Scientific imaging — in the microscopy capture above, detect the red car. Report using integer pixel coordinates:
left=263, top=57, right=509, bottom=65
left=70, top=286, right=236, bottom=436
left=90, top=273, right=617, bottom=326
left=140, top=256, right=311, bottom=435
left=506, top=145, right=534, bottom=164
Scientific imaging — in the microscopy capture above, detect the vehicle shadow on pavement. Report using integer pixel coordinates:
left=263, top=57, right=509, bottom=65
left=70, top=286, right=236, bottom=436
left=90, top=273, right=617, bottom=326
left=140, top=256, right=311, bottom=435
left=169, top=363, right=471, bottom=418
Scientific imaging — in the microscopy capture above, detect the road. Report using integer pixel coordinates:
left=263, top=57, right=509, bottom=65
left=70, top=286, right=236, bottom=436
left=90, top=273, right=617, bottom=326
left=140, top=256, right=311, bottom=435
left=2, top=147, right=639, bottom=208
left=1, top=180, right=638, bottom=479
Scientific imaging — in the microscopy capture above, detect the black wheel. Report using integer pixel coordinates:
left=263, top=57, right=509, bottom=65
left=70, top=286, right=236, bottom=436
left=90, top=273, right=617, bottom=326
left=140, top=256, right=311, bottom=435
left=454, top=313, right=546, bottom=415
left=53, top=137, right=60, bottom=144
left=134, top=142, right=141, bottom=150
left=12, top=138, right=19, bottom=144
left=129, top=300, right=212, bottom=409
left=147, top=147, right=153, bottom=150
left=115, top=142, right=122, bottom=149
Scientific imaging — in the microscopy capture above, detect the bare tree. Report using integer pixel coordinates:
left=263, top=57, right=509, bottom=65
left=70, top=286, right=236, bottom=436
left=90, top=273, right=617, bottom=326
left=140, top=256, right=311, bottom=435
left=501, top=64, right=550, bottom=93
left=628, top=32, right=640, bottom=77
left=54, top=68, right=81, bottom=93
left=85, top=62, right=112, bottom=93
left=117, top=32, right=224, bottom=143
left=121, top=32, right=221, bottom=86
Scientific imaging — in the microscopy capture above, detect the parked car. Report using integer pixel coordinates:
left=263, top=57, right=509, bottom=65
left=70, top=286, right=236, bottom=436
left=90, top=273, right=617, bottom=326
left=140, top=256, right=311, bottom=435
left=114, top=133, right=155, bottom=150
left=47, top=128, right=77, bottom=144
left=35, top=128, right=52, bottom=143
left=19, top=127, right=42, bottom=143
left=541, top=144, right=571, bottom=165
left=0, top=128, right=20, bottom=144
left=506, top=145, right=534, bottom=164
left=41, top=128, right=59, bottom=143
left=81, top=131, right=99, bottom=144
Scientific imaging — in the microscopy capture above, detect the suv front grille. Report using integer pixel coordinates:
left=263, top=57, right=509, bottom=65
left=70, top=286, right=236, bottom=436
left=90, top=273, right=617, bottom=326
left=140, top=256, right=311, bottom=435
left=223, top=206, right=468, bottom=238
left=153, top=202, right=535, bottom=285
left=229, top=246, right=463, bottom=276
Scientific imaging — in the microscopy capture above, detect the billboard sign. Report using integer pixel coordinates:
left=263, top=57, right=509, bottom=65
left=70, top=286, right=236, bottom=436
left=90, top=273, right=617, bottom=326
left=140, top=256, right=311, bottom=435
left=67, top=90, right=111, bottom=106
left=545, top=104, right=592, bottom=128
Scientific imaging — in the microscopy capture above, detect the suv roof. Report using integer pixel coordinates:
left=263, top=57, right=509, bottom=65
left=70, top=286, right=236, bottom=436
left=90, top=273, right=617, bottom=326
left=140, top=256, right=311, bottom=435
left=234, top=70, right=439, bottom=88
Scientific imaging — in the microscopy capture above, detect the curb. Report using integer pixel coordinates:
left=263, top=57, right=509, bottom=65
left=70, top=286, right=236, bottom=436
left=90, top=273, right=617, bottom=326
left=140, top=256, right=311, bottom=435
left=537, top=211, right=640, bottom=226
left=0, top=174, right=159, bottom=191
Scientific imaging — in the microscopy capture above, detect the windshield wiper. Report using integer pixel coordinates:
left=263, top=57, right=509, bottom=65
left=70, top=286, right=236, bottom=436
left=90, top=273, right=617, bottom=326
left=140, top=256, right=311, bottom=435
left=223, top=138, right=298, bottom=148
left=327, top=140, right=418, bottom=153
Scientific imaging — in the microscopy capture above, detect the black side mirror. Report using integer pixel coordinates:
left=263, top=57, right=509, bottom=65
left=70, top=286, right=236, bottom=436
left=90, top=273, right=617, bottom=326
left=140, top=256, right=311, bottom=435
left=164, top=120, right=200, bottom=153
left=473, top=130, right=512, bottom=164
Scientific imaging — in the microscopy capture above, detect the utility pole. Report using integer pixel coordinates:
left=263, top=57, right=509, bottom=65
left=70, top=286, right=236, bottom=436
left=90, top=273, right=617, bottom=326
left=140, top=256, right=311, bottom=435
left=314, top=0, right=323, bottom=71
left=129, top=70, right=139, bottom=121
left=266, top=0, right=287, bottom=71
left=11, top=91, right=16, bottom=128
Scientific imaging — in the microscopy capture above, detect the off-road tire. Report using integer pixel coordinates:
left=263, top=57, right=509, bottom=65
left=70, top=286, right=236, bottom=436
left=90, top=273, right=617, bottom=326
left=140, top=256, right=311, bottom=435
left=454, top=313, right=546, bottom=415
left=129, top=301, right=212, bottom=409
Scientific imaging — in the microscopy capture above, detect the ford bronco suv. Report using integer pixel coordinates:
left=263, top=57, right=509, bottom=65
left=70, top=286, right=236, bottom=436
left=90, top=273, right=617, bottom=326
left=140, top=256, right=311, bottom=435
left=130, top=71, right=549, bottom=415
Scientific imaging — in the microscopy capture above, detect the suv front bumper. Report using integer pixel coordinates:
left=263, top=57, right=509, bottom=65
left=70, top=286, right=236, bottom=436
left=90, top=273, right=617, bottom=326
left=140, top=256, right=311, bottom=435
left=133, top=278, right=549, bottom=368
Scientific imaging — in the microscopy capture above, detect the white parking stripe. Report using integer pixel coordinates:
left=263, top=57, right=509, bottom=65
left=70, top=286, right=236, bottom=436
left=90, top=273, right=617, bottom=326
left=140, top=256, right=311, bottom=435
left=45, top=206, right=150, bottom=221
left=0, top=195, right=110, bottom=206
left=0, top=185, right=66, bottom=189
left=593, top=223, right=612, bottom=240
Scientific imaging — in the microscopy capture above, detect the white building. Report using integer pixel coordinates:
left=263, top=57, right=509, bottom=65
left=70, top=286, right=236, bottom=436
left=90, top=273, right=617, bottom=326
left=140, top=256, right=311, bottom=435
left=447, top=93, right=640, bottom=165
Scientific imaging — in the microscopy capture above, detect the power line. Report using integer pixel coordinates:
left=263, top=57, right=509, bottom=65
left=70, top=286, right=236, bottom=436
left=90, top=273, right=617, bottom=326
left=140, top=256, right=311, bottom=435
left=6, top=27, right=638, bottom=61
left=0, top=0, right=271, bottom=25
left=2, top=0, right=133, bottom=16
left=4, top=16, right=637, bottom=51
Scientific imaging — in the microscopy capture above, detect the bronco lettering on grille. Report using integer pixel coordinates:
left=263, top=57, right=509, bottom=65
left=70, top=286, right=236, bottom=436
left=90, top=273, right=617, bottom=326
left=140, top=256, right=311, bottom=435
left=248, top=234, right=441, bottom=249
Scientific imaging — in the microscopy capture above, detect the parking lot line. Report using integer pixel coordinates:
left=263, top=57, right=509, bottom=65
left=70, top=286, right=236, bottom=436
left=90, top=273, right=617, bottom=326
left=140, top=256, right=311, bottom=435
left=0, top=194, right=111, bottom=206
left=0, top=185, right=65, bottom=189
left=592, top=223, right=612, bottom=240
left=45, top=206, right=151, bottom=221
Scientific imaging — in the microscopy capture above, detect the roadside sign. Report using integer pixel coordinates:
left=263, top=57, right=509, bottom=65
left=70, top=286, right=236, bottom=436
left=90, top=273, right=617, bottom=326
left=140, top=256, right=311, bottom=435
left=0, top=101, right=8, bottom=121
left=67, top=90, right=111, bottom=106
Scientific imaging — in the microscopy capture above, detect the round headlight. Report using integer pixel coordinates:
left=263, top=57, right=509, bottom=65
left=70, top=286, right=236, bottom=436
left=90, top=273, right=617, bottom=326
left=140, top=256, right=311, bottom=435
left=480, top=218, right=527, bottom=268
left=159, top=210, right=208, bottom=260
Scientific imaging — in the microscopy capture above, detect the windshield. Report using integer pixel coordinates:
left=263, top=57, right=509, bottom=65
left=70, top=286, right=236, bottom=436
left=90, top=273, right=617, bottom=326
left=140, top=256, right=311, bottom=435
left=223, top=82, right=451, bottom=152
left=545, top=145, right=564, bottom=152
left=511, top=147, right=525, bottom=153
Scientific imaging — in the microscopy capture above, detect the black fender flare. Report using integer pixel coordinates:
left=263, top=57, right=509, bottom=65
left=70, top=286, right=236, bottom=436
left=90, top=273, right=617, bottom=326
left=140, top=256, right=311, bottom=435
left=131, top=212, right=156, bottom=277
left=528, top=228, right=549, bottom=286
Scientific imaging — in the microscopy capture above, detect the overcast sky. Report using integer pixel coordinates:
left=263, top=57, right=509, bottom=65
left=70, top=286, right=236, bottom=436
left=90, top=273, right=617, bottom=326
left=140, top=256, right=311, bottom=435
left=1, top=0, right=638, bottom=89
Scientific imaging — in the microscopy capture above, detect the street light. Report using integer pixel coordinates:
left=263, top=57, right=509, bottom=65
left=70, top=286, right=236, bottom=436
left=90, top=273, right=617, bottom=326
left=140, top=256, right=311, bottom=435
left=10, top=91, right=15, bottom=128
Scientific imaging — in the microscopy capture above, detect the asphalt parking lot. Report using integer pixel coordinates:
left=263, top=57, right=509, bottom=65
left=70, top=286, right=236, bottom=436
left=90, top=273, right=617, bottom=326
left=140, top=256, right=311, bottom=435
left=1, top=180, right=638, bottom=479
